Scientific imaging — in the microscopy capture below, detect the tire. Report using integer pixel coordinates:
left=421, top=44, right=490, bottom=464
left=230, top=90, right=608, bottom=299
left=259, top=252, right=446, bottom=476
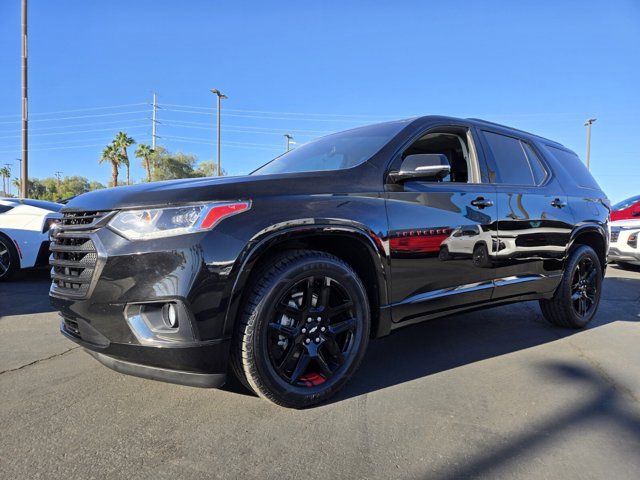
left=539, top=245, right=603, bottom=328
left=438, top=246, right=451, bottom=261
left=472, top=243, right=491, bottom=268
left=0, top=233, right=19, bottom=282
left=231, top=250, right=370, bottom=408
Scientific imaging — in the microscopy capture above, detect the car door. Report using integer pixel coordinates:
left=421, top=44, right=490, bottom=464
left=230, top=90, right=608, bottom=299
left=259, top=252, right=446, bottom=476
left=476, top=129, right=575, bottom=300
left=385, top=124, right=499, bottom=325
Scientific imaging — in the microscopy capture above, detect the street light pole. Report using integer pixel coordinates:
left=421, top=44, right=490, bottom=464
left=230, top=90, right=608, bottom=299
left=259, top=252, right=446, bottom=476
left=151, top=92, right=158, bottom=149
left=584, top=118, right=596, bottom=170
left=20, top=0, right=28, bottom=198
left=210, top=88, right=227, bottom=176
left=284, top=134, right=294, bottom=152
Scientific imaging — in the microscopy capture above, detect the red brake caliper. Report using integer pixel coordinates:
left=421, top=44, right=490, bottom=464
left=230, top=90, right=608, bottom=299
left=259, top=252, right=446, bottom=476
left=299, top=372, right=326, bottom=387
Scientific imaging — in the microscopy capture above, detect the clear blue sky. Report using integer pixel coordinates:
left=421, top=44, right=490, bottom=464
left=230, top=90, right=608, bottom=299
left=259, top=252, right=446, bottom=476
left=0, top=0, right=638, bottom=201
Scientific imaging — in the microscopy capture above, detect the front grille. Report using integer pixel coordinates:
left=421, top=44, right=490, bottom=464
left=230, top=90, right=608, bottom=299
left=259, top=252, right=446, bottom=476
left=610, top=230, right=620, bottom=243
left=50, top=210, right=111, bottom=298
left=58, top=210, right=109, bottom=230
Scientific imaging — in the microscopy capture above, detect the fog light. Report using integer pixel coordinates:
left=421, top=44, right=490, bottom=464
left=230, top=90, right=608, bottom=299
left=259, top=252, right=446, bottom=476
left=628, top=233, right=638, bottom=249
left=163, top=303, right=178, bottom=328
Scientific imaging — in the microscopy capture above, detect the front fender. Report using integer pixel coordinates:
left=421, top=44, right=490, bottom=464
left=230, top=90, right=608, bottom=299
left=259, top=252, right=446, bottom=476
left=220, top=222, right=389, bottom=338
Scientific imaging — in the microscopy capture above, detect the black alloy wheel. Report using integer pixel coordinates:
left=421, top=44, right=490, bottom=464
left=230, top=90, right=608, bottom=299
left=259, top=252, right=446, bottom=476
left=267, top=275, right=357, bottom=388
left=539, top=244, right=602, bottom=328
left=0, top=235, right=18, bottom=281
left=232, top=250, right=370, bottom=408
left=570, top=256, right=598, bottom=318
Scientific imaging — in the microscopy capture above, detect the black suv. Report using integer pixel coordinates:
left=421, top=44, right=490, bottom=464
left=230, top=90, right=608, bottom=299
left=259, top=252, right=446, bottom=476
left=51, top=116, right=609, bottom=408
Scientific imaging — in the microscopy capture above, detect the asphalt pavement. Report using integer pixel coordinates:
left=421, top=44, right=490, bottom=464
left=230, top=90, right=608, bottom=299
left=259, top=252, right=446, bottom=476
left=1, top=266, right=639, bottom=479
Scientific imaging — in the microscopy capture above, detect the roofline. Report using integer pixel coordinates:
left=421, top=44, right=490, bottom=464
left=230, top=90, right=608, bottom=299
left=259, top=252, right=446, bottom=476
left=466, top=117, right=565, bottom=148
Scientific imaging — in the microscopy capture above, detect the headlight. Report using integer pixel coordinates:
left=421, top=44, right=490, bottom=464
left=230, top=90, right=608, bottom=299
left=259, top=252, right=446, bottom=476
left=108, top=201, right=250, bottom=240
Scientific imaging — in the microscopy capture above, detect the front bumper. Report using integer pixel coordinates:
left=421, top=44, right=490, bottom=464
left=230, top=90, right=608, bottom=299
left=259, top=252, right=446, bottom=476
left=608, top=246, right=640, bottom=265
left=59, top=315, right=230, bottom=388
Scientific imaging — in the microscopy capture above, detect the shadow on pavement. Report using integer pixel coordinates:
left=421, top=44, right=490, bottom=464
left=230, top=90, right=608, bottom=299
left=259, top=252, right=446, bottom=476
left=430, top=361, right=640, bottom=479
left=332, top=275, right=640, bottom=403
left=0, top=268, right=54, bottom=316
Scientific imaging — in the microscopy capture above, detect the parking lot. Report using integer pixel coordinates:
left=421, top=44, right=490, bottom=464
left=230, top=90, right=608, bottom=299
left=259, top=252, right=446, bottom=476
left=1, top=266, right=639, bottom=479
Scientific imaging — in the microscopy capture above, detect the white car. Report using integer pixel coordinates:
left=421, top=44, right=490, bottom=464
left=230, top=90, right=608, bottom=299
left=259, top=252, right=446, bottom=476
left=609, top=219, right=640, bottom=268
left=0, top=198, right=62, bottom=281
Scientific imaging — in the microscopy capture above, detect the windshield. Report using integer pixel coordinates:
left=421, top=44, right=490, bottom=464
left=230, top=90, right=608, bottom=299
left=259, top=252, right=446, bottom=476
left=613, top=195, right=640, bottom=211
left=251, top=120, right=408, bottom=175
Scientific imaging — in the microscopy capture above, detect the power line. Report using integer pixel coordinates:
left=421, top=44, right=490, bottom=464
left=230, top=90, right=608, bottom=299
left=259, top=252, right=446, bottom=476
left=0, top=117, right=149, bottom=133
left=0, top=123, right=148, bottom=140
left=0, top=102, right=148, bottom=119
left=160, top=108, right=382, bottom=123
left=158, top=103, right=404, bottom=119
left=0, top=109, right=151, bottom=125
left=159, top=118, right=330, bottom=134
left=159, top=121, right=321, bottom=137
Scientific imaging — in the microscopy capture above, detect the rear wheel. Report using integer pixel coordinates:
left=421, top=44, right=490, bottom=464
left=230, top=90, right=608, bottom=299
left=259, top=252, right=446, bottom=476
left=231, top=250, right=370, bottom=408
left=539, top=245, right=602, bottom=328
left=0, top=234, right=19, bottom=282
left=473, top=243, right=491, bottom=268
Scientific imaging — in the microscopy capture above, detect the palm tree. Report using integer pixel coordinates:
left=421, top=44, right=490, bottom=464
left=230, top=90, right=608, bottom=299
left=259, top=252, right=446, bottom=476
left=135, top=143, right=154, bottom=182
left=99, top=144, right=121, bottom=187
left=113, top=131, right=135, bottom=185
left=0, top=166, right=10, bottom=195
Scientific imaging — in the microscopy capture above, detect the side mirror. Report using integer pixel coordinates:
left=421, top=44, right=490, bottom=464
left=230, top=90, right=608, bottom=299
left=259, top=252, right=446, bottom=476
left=389, top=154, right=451, bottom=183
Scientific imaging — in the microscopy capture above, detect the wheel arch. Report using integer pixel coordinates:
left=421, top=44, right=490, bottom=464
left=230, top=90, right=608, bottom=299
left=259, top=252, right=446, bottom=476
left=222, top=224, right=390, bottom=339
left=568, top=223, right=608, bottom=269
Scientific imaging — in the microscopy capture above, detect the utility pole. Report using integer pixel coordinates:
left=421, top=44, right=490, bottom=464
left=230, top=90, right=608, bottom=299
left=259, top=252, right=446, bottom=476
left=54, top=171, right=63, bottom=188
left=151, top=92, right=158, bottom=149
left=20, top=0, right=28, bottom=198
left=584, top=118, right=596, bottom=170
left=284, top=134, right=294, bottom=152
left=210, top=88, right=227, bottom=176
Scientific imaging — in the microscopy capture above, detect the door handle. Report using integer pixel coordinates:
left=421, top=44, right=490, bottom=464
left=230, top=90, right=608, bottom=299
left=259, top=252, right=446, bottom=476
left=551, top=198, right=567, bottom=209
left=471, top=197, right=494, bottom=209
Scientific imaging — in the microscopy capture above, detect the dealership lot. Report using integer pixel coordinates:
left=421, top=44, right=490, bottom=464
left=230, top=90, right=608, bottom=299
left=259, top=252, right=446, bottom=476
left=1, top=267, right=639, bottom=479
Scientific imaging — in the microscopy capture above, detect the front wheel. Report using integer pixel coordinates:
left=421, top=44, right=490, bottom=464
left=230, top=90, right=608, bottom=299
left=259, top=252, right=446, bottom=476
left=539, top=245, right=603, bottom=328
left=232, top=250, right=370, bottom=408
left=0, top=234, right=19, bottom=282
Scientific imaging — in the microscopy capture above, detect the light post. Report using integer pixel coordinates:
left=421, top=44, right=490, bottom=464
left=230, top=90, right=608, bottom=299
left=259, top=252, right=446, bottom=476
left=210, top=88, right=227, bottom=176
left=284, top=134, right=294, bottom=152
left=584, top=118, right=596, bottom=170
left=20, top=0, right=28, bottom=197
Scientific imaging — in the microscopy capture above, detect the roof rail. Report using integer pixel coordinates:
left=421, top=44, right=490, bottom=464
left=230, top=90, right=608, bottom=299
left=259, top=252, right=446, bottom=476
left=467, top=118, right=564, bottom=147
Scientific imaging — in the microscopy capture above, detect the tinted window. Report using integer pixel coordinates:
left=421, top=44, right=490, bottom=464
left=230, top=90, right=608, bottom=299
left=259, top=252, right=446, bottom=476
left=482, top=131, right=536, bottom=185
left=545, top=146, right=601, bottom=190
left=0, top=205, right=14, bottom=214
left=252, top=121, right=408, bottom=175
left=522, top=143, right=547, bottom=184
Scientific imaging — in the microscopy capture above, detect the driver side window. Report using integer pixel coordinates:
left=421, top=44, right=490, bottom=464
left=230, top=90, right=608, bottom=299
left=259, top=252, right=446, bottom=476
left=401, top=131, right=471, bottom=183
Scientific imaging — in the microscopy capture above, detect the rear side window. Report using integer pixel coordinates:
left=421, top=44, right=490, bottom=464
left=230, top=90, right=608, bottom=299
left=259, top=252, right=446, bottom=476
left=0, top=205, right=14, bottom=214
left=481, top=131, right=546, bottom=185
left=545, top=146, right=600, bottom=190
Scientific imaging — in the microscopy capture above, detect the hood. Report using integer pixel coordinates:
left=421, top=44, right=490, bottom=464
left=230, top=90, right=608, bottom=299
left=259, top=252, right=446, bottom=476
left=63, top=169, right=367, bottom=212
left=610, top=218, right=640, bottom=229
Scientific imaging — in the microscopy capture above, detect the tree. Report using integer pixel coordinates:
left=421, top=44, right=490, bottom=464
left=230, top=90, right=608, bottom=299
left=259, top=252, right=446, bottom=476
left=113, top=131, right=135, bottom=185
left=135, top=143, right=154, bottom=182
left=149, top=147, right=201, bottom=181
left=99, top=144, right=122, bottom=187
left=195, top=161, right=227, bottom=177
left=0, top=166, right=10, bottom=195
